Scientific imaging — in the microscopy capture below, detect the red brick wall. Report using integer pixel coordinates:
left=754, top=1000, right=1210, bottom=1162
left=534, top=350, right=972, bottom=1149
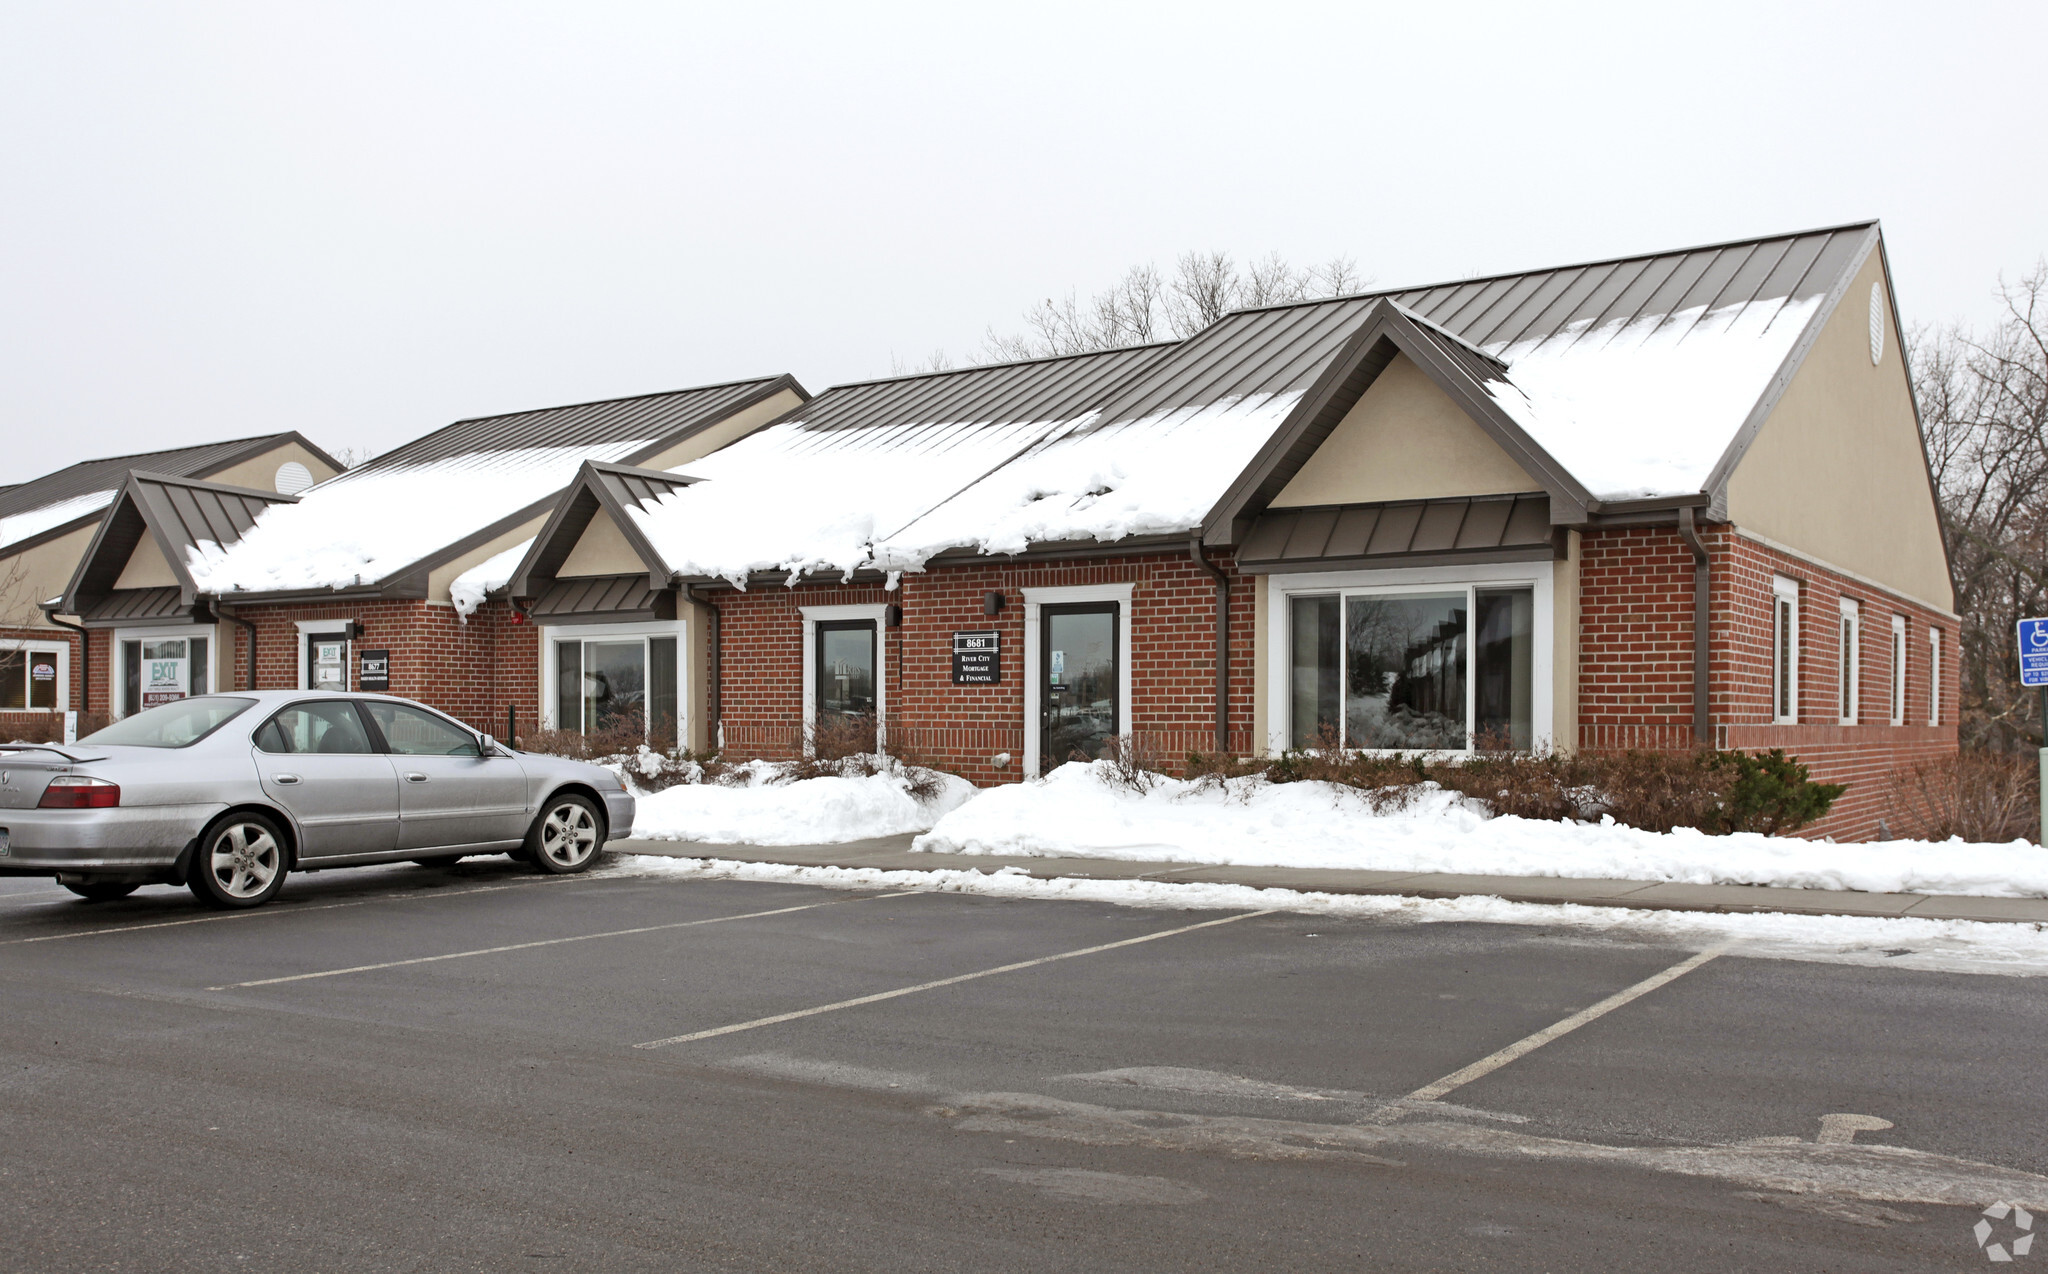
left=1576, top=526, right=1959, bottom=840
left=704, top=549, right=1253, bottom=786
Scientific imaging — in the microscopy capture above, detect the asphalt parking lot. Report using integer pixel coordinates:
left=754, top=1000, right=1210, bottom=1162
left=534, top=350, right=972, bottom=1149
left=3, top=857, right=2045, bottom=1272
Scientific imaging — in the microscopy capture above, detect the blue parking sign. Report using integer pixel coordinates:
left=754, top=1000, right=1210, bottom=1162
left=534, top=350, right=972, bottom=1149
left=2020, top=618, right=2048, bottom=687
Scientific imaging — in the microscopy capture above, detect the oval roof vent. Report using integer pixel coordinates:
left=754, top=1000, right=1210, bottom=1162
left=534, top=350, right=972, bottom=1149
left=274, top=461, right=314, bottom=495
left=1868, top=282, right=1885, bottom=366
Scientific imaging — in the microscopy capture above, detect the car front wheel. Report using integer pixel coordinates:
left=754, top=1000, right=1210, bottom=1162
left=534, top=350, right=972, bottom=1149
left=524, top=794, right=604, bottom=875
left=188, top=813, right=290, bottom=908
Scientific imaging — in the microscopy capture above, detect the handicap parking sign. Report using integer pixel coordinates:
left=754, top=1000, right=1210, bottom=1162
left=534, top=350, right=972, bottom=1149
left=2020, top=618, right=2048, bottom=687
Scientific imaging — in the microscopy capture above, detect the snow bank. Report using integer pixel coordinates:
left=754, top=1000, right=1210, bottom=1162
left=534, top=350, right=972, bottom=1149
left=911, top=762, right=2048, bottom=899
left=0, top=490, right=116, bottom=551
left=625, top=759, right=978, bottom=845
left=610, top=856, right=2048, bottom=978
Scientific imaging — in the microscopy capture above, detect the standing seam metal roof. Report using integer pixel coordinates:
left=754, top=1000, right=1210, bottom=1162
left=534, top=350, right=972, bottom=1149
left=0, top=433, right=311, bottom=547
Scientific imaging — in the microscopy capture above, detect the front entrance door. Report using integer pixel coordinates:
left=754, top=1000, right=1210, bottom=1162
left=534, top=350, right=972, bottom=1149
left=306, top=632, right=349, bottom=692
left=813, top=620, right=877, bottom=754
left=1040, top=603, right=1118, bottom=771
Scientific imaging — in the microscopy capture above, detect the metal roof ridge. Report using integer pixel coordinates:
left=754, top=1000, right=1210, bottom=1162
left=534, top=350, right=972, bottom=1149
left=1213, top=219, right=1885, bottom=323
left=438, top=373, right=804, bottom=427
left=814, top=341, right=1181, bottom=395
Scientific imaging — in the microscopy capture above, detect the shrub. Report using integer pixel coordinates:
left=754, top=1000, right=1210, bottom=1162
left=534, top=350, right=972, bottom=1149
left=1885, top=750, right=2039, bottom=843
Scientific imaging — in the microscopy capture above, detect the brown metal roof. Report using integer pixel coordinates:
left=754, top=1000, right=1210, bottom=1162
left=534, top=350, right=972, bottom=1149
left=347, top=376, right=806, bottom=474
left=79, top=587, right=185, bottom=623
left=530, top=574, right=673, bottom=622
left=1238, top=495, right=1554, bottom=573
left=1092, top=223, right=1875, bottom=429
left=62, top=472, right=298, bottom=617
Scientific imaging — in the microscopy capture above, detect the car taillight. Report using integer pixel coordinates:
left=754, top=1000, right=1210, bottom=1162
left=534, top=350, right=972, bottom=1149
left=39, top=776, right=120, bottom=809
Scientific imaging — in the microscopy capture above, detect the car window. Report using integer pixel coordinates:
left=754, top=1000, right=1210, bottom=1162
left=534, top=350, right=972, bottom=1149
left=363, top=701, right=481, bottom=757
left=256, top=702, right=376, bottom=755
left=79, top=696, right=255, bottom=748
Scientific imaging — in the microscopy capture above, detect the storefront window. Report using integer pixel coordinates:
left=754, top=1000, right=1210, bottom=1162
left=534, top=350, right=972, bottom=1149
left=119, top=636, right=207, bottom=717
left=1287, top=585, right=1536, bottom=752
left=552, top=634, right=678, bottom=741
left=1, top=646, right=62, bottom=710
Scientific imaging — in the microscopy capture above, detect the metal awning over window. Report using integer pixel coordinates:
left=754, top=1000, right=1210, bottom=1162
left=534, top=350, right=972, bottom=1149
left=531, top=575, right=675, bottom=625
left=1237, top=494, right=1554, bottom=574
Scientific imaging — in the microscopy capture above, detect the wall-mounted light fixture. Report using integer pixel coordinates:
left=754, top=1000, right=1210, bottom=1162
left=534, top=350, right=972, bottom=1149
left=886, top=604, right=903, bottom=628
left=984, top=592, right=1005, bottom=617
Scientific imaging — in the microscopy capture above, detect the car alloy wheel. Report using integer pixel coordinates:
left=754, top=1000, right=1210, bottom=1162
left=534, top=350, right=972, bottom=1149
left=528, top=795, right=603, bottom=874
left=189, top=814, right=289, bottom=908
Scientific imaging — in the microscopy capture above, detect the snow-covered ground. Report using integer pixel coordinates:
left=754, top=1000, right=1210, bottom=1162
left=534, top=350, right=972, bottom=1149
left=608, top=855, right=2048, bottom=979
left=909, top=763, right=2048, bottom=899
left=624, top=759, right=977, bottom=846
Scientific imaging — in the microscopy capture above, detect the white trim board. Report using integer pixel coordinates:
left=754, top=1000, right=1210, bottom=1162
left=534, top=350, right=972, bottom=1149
left=1021, top=583, right=1135, bottom=776
left=800, top=604, right=890, bottom=754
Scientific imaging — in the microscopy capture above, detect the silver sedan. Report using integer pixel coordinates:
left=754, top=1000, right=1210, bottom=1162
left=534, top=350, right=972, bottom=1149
left=0, top=690, right=636, bottom=908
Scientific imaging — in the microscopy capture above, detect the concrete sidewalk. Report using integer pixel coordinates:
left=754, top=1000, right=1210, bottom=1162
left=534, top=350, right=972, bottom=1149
left=623, top=834, right=2048, bottom=925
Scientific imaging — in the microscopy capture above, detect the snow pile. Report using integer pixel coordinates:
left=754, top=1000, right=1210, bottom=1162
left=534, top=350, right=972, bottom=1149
left=450, top=538, right=533, bottom=618
left=0, top=490, right=117, bottom=550
left=1483, top=294, right=1824, bottom=501
left=186, top=444, right=647, bottom=593
left=612, top=856, right=2048, bottom=978
left=911, top=762, right=2048, bottom=898
left=624, top=758, right=978, bottom=845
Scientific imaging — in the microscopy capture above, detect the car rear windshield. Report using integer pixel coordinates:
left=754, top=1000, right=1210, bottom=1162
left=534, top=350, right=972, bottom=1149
left=79, top=696, right=256, bottom=748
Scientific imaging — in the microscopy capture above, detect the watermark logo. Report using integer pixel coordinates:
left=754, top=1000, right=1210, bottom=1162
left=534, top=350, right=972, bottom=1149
left=1975, top=1202, right=2035, bottom=1262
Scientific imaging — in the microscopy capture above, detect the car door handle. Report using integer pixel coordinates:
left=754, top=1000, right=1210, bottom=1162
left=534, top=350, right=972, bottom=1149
left=404, top=772, right=429, bottom=783
left=272, top=774, right=301, bottom=785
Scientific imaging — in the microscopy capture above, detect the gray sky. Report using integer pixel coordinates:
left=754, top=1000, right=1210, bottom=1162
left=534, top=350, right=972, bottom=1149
left=3, top=0, right=2041, bottom=485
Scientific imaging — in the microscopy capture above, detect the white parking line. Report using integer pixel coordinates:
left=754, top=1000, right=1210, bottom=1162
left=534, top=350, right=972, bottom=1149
left=634, top=909, right=1276, bottom=1049
left=209, top=891, right=920, bottom=989
left=4, top=878, right=567, bottom=945
left=1405, top=944, right=1728, bottom=1104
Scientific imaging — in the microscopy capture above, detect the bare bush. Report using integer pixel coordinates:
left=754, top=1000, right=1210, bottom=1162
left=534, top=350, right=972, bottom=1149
left=1886, top=750, right=2040, bottom=842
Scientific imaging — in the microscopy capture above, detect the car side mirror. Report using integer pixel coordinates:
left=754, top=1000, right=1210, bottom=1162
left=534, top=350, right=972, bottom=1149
left=480, top=734, right=500, bottom=756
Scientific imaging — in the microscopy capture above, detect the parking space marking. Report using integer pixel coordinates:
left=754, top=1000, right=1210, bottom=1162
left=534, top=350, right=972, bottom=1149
left=208, top=891, right=920, bottom=989
left=634, top=909, right=1275, bottom=1049
left=4, top=878, right=567, bottom=945
left=1405, top=944, right=1728, bottom=1104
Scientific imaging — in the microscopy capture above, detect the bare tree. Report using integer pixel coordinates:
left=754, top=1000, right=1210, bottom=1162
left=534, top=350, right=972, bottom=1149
left=981, top=250, right=1369, bottom=362
left=1912, top=262, right=2048, bottom=750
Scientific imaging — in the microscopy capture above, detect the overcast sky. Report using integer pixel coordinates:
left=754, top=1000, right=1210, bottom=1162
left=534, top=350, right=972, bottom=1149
left=2, top=0, right=2041, bottom=485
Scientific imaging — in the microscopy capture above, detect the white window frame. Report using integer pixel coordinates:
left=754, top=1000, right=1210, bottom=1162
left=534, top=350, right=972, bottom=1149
left=295, top=618, right=356, bottom=693
left=1022, top=583, right=1135, bottom=776
left=110, top=623, right=219, bottom=718
left=541, top=619, right=690, bottom=741
left=1772, top=576, right=1800, bottom=724
left=1263, top=562, right=1554, bottom=757
left=0, top=638, right=69, bottom=714
left=1928, top=626, right=1942, bottom=727
left=1837, top=597, right=1860, bottom=725
left=799, top=604, right=889, bottom=756
left=1889, top=613, right=1907, bottom=727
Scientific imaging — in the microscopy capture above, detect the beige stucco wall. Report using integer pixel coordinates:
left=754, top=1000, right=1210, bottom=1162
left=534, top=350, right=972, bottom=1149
left=1272, top=354, right=1537, bottom=508
left=1552, top=530, right=1580, bottom=753
left=2, top=524, right=98, bottom=629
left=683, top=596, right=710, bottom=753
left=636, top=387, right=805, bottom=472
left=424, top=516, right=546, bottom=605
left=1725, top=250, right=1954, bottom=610
left=113, top=534, right=179, bottom=590
left=205, top=440, right=343, bottom=494
left=559, top=508, right=646, bottom=578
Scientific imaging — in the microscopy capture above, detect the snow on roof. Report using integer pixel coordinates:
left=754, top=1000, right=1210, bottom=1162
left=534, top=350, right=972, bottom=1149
left=188, top=443, right=649, bottom=594
left=0, top=490, right=120, bottom=552
left=1477, top=292, right=1825, bottom=500
left=451, top=537, right=533, bottom=618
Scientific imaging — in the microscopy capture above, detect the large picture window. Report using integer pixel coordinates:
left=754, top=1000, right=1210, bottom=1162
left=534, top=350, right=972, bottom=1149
left=551, top=633, right=678, bottom=740
left=1, top=642, right=65, bottom=711
left=119, top=635, right=208, bottom=717
left=1287, top=584, right=1535, bottom=752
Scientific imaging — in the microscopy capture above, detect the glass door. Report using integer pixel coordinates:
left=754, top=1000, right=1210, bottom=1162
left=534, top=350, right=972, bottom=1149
left=814, top=621, right=877, bottom=754
left=306, top=633, right=348, bottom=692
left=1040, top=603, right=1117, bottom=771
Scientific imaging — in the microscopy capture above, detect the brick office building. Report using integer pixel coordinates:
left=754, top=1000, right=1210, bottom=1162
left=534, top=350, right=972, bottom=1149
left=49, top=222, right=1956, bottom=840
left=480, top=222, right=1954, bottom=839
left=0, top=433, right=340, bottom=740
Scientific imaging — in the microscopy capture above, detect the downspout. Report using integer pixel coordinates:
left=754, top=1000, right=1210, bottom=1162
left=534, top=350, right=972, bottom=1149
left=1188, top=536, right=1230, bottom=754
left=1676, top=507, right=1710, bottom=747
left=686, top=584, right=720, bottom=751
left=41, top=606, right=88, bottom=720
left=213, top=601, right=257, bottom=692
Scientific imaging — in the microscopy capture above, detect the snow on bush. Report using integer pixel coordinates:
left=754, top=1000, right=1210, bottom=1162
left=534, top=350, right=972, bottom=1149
left=617, top=754, right=978, bottom=846
left=911, top=761, right=2048, bottom=899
